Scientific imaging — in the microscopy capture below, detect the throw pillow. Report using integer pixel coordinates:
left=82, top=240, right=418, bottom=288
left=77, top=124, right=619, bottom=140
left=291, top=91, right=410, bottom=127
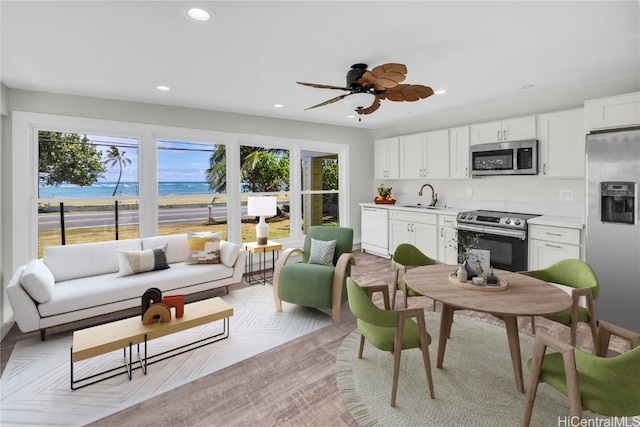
left=117, top=243, right=170, bottom=277
left=186, top=231, right=223, bottom=264
left=21, top=259, right=56, bottom=303
left=308, top=238, right=337, bottom=266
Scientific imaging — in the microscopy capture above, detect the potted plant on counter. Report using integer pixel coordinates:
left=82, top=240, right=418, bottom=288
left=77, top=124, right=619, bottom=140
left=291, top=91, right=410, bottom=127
left=374, top=184, right=396, bottom=204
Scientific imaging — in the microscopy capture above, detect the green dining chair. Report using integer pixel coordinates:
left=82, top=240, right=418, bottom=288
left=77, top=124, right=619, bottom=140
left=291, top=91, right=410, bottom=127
left=519, top=259, right=599, bottom=347
left=346, top=277, right=435, bottom=407
left=391, top=243, right=438, bottom=309
left=523, top=320, right=640, bottom=426
left=273, top=226, right=355, bottom=323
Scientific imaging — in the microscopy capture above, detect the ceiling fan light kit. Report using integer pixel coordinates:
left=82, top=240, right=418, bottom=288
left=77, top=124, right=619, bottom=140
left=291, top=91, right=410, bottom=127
left=343, top=92, right=376, bottom=112
left=298, top=63, right=434, bottom=119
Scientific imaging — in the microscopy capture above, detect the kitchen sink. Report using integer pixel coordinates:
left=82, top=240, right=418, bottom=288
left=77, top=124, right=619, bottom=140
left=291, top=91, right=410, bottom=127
left=400, top=204, right=444, bottom=210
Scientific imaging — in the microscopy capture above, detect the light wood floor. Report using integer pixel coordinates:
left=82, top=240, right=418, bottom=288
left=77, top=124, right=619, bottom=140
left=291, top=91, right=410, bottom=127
left=0, top=251, right=622, bottom=426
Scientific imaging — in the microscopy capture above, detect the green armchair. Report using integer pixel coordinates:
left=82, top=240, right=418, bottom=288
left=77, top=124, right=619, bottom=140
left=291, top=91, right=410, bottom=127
left=519, top=259, right=599, bottom=347
left=391, top=243, right=439, bottom=309
left=523, top=321, right=640, bottom=426
left=346, top=277, right=435, bottom=407
left=273, top=226, right=355, bottom=323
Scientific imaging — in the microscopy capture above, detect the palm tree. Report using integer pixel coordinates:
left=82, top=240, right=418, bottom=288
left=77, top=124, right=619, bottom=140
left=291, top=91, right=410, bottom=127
left=104, top=146, right=132, bottom=196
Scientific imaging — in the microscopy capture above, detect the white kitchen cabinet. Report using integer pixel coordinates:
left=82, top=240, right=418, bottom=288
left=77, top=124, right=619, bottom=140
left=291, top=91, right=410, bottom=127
left=470, top=116, right=536, bottom=145
left=399, top=130, right=449, bottom=179
left=449, top=126, right=470, bottom=179
left=585, top=92, right=640, bottom=131
left=388, top=209, right=438, bottom=259
left=374, top=137, right=399, bottom=179
left=528, top=224, right=581, bottom=270
left=438, top=213, right=458, bottom=264
left=537, top=108, right=585, bottom=178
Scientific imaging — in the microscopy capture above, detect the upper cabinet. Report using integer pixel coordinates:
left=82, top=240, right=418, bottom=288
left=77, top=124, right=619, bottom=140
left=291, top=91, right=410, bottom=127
left=399, top=129, right=449, bottom=179
left=585, top=92, right=640, bottom=131
left=470, top=116, right=536, bottom=145
left=537, top=108, right=585, bottom=178
left=375, top=137, right=399, bottom=179
left=449, top=126, right=470, bottom=179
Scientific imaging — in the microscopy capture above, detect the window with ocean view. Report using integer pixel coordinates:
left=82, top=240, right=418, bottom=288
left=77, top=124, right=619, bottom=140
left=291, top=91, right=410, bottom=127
left=156, top=140, right=227, bottom=238
left=37, top=131, right=140, bottom=256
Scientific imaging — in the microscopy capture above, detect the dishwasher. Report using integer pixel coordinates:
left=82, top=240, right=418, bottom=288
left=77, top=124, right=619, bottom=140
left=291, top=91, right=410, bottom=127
left=361, top=206, right=390, bottom=258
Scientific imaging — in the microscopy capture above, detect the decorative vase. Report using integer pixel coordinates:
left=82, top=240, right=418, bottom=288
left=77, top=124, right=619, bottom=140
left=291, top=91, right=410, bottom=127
left=456, top=264, right=467, bottom=282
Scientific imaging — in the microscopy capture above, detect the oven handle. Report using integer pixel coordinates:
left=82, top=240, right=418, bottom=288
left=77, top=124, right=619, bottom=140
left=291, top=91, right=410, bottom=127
left=457, top=223, right=527, bottom=240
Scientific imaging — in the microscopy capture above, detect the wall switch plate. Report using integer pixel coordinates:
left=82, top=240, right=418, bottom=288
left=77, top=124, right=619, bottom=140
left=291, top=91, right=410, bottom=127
left=559, top=190, right=574, bottom=201
left=466, top=187, right=473, bottom=196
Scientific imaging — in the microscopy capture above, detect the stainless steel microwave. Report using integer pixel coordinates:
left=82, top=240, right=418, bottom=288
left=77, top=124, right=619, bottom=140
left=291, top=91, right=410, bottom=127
left=470, top=139, right=538, bottom=176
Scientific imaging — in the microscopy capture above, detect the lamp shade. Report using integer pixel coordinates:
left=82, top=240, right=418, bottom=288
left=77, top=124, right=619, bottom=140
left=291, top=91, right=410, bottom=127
left=247, top=196, right=277, bottom=217
left=343, top=92, right=376, bottom=112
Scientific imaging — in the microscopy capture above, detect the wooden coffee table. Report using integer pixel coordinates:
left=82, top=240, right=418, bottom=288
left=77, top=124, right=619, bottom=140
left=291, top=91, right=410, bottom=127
left=71, top=297, right=233, bottom=390
left=403, top=264, right=572, bottom=393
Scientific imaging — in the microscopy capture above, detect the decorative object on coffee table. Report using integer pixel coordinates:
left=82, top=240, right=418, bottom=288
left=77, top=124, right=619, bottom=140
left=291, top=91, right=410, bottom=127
left=162, top=294, right=185, bottom=318
left=141, top=287, right=163, bottom=319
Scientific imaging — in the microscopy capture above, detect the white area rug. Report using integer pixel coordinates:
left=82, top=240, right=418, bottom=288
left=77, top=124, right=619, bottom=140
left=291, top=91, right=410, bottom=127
left=1, top=285, right=332, bottom=427
left=337, top=312, right=623, bottom=427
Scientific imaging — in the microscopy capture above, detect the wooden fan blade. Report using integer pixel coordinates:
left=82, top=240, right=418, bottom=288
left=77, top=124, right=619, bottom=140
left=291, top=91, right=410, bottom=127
left=369, top=63, right=408, bottom=88
left=297, top=82, right=350, bottom=91
left=357, top=97, right=381, bottom=115
left=358, top=72, right=387, bottom=91
left=304, top=94, right=349, bottom=111
left=382, top=84, right=434, bottom=102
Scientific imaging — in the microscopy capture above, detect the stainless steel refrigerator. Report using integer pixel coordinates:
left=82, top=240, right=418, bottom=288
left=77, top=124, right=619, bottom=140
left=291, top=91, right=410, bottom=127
left=586, top=128, right=640, bottom=332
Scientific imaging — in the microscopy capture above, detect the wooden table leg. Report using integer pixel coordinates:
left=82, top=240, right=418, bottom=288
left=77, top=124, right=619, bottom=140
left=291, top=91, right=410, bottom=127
left=437, top=303, right=455, bottom=368
left=501, top=315, right=524, bottom=393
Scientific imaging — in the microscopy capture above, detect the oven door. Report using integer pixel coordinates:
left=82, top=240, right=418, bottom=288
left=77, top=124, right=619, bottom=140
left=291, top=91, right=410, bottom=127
left=457, top=224, right=528, bottom=272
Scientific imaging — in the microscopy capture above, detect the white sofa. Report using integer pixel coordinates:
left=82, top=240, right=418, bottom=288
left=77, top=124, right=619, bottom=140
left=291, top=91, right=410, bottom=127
left=7, top=233, right=246, bottom=340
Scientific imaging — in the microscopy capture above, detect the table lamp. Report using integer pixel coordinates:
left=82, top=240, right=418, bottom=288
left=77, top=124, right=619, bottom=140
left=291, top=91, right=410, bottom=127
left=247, top=196, right=277, bottom=245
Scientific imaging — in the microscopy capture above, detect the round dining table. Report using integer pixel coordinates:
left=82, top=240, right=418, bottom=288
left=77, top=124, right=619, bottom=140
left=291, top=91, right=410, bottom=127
left=403, top=264, right=572, bottom=393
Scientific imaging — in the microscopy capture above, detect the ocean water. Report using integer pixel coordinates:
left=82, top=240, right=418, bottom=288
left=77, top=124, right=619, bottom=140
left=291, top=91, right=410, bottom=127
left=38, top=182, right=214, bottom=198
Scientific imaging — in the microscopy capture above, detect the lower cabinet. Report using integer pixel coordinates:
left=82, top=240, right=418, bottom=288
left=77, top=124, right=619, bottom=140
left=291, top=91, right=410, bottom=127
left=388, top=210, right=438, bottom=259
left=438, top=214, right=458, bottom=265
left=528, top=224, right=581, bottom=270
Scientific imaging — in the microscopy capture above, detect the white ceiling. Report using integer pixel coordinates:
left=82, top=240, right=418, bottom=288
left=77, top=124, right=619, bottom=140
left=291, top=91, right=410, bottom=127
left=2, top=1, right=639, bottom=129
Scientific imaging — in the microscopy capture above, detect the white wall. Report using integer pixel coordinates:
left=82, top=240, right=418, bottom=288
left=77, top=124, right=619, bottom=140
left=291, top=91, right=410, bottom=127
left=372, top=77, right=640, bottom=217
left=0, top=83, right=8, bottom=339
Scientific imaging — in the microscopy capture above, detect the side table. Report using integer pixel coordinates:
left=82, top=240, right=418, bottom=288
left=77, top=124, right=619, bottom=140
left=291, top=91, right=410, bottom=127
left=243, top=241, right=283, bottom=285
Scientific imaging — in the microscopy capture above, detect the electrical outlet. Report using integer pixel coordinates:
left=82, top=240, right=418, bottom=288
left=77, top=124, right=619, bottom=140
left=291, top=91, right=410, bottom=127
left=559, top=190, right=574, bottom=201
left=466, top=187, right=473, bottom=197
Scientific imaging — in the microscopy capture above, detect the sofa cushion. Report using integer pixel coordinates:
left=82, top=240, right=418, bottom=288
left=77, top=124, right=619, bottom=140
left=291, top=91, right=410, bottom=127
left=186, top=232, right=223, bottom=264
left=44, top=239, right=142, bottom=282
left=37, top=262, right=235, bottom=318
left=21, top=260, right=55, bottom=303
left=219, top=241, right=241, bottom=267
left=117, top=244, right=170, bottom=277
left=141, top=234, right=188, bottom=264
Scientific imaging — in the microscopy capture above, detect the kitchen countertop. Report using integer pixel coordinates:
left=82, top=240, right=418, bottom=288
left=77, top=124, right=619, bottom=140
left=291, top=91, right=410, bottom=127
left=360, top=203, right=584, bottom=228
left=527, top=215, right=583, bottom=229
left=359, top=202, right=463, bottom=215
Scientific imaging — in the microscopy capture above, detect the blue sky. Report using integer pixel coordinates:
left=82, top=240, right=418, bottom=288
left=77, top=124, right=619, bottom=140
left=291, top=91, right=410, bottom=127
left=92, top=136, right=216, bottom=183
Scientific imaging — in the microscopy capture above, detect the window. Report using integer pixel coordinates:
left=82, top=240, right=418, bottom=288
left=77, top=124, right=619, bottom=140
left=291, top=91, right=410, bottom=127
left=17, top=112, right=350, bottom=262
left=240, top=145, right=290, bottom=243
left=156, top=140, right=227, bottom=238
left=37, top=131, right=139, bottom=256
left=300, top=150, right=339, bottom=231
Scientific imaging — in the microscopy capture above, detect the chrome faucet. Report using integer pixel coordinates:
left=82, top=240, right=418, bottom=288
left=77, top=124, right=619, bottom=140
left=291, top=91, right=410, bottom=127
left=418, top=183, right=438, bottom=207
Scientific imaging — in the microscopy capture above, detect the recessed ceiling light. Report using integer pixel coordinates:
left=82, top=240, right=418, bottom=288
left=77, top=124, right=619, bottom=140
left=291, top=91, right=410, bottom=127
left=187, top=8, right=212, bottom=22
left=521, top=84, right=535, bottom=90
left=347, top=114, right=356, bottom=119
left=156, top=85, right=171, bottom=91
left=434, top=89, right=448, bottom=95
left=273, top=104, right=284, bottom=108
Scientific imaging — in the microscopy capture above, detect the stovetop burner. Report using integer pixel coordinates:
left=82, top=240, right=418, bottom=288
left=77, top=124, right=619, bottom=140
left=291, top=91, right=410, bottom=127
left=457, top=210, right=540, bottom=231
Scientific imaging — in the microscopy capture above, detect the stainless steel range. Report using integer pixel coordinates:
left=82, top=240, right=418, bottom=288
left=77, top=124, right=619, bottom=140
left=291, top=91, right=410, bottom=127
left=456, top=210, right=540, bottom=271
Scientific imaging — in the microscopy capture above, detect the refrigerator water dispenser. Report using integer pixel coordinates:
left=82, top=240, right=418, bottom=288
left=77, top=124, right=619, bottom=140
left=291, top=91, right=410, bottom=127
left=600, top=181, right=635, bottom=224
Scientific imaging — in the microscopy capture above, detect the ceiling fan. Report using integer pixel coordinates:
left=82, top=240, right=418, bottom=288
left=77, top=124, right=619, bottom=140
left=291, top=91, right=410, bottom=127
left=297, top=63, right=434, bottom=119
